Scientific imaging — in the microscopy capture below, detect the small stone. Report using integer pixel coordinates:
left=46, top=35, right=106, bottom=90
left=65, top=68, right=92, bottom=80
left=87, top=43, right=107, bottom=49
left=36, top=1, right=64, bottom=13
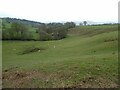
left=80, top=84, right=82, bottom=86
left=46, top=79, right=49, bottom=82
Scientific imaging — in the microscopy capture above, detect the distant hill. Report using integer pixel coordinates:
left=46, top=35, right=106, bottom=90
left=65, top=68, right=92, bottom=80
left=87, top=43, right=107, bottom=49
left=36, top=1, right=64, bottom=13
left=1, top=17, right=43, bottom=28
left=74, top=21, right=117, bottom=26
left=1, top=17, right=117, bottom=27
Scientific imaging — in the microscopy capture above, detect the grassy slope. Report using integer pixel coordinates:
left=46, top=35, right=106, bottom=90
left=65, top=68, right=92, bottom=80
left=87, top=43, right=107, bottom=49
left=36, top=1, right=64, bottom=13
left=2, top=25, right=118, bottom=88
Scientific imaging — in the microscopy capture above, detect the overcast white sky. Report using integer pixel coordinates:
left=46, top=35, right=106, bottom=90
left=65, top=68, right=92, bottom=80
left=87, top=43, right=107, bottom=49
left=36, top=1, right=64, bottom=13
left=0, top=0, right=119, bottom=23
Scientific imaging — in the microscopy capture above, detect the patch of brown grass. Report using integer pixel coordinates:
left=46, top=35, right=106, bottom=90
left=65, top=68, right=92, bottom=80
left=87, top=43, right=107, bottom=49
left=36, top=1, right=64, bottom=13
left=2, top=69, right=118, bottom=88
left=67, top=76, right=118, bottom=88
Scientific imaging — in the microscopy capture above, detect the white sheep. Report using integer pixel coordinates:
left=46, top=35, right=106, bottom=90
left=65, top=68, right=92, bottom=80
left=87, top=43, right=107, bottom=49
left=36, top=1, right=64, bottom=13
left=38, top=50, right=41, bottom=52
left=53, top=45, right=56, bottom=48
left=13, top=49, right=16, bottom=51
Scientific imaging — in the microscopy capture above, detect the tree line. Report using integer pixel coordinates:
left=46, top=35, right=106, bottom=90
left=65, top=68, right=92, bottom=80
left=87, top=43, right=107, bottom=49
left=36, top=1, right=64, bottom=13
left=2, top=21, right=76, bottom=41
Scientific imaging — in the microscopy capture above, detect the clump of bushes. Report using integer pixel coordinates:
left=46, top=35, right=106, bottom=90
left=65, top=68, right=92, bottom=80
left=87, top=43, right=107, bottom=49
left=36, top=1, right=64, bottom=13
left=2, top=22, right=76, bottom=41
left=104, top=38, right=118, bottom=42
left=2, top=22, right=33, bottom=40
left=19, top=46, right=46, bottom=55
left=37, top=22, right=75, bottom=41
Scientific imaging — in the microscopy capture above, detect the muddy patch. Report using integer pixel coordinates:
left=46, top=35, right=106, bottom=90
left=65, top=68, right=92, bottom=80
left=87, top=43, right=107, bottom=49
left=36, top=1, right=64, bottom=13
left=2, top=69, right=118, bottom=88
left=2, top=69, right=47, bottom=88
left=67, top=76, right=118, bottom=88
left=3, top=69, right=44, bottom=80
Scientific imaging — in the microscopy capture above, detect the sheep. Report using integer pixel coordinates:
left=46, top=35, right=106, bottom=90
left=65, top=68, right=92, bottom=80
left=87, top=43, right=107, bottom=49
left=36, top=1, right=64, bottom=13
left=13, top=49, right=16, bottom=51
left=38, top=50, right=41, bottom=52
left=53, top=45, right=56, bottom=48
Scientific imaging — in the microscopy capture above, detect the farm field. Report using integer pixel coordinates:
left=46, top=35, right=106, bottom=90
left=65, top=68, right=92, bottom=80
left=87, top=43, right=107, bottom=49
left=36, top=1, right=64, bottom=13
left=2, top=25, right=118, bottom=88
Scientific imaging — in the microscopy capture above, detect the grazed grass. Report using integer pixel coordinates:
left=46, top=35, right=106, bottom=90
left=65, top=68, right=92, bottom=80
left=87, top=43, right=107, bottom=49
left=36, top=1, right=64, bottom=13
left=2, top=25, right=118, bottom=88
left=68, top=24, right=118, bottom=37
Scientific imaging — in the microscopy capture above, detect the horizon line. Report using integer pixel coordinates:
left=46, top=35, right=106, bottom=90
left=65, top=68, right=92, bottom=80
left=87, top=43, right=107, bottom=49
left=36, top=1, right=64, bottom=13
left=0, top=16, right=118, bottom=24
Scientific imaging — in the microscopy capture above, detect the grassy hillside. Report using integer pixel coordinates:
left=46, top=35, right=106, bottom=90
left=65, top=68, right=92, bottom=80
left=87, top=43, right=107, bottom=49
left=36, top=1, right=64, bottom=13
left=2, top=25, right=118, bottom=88
left=68, top=24, right=117, bottom=36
